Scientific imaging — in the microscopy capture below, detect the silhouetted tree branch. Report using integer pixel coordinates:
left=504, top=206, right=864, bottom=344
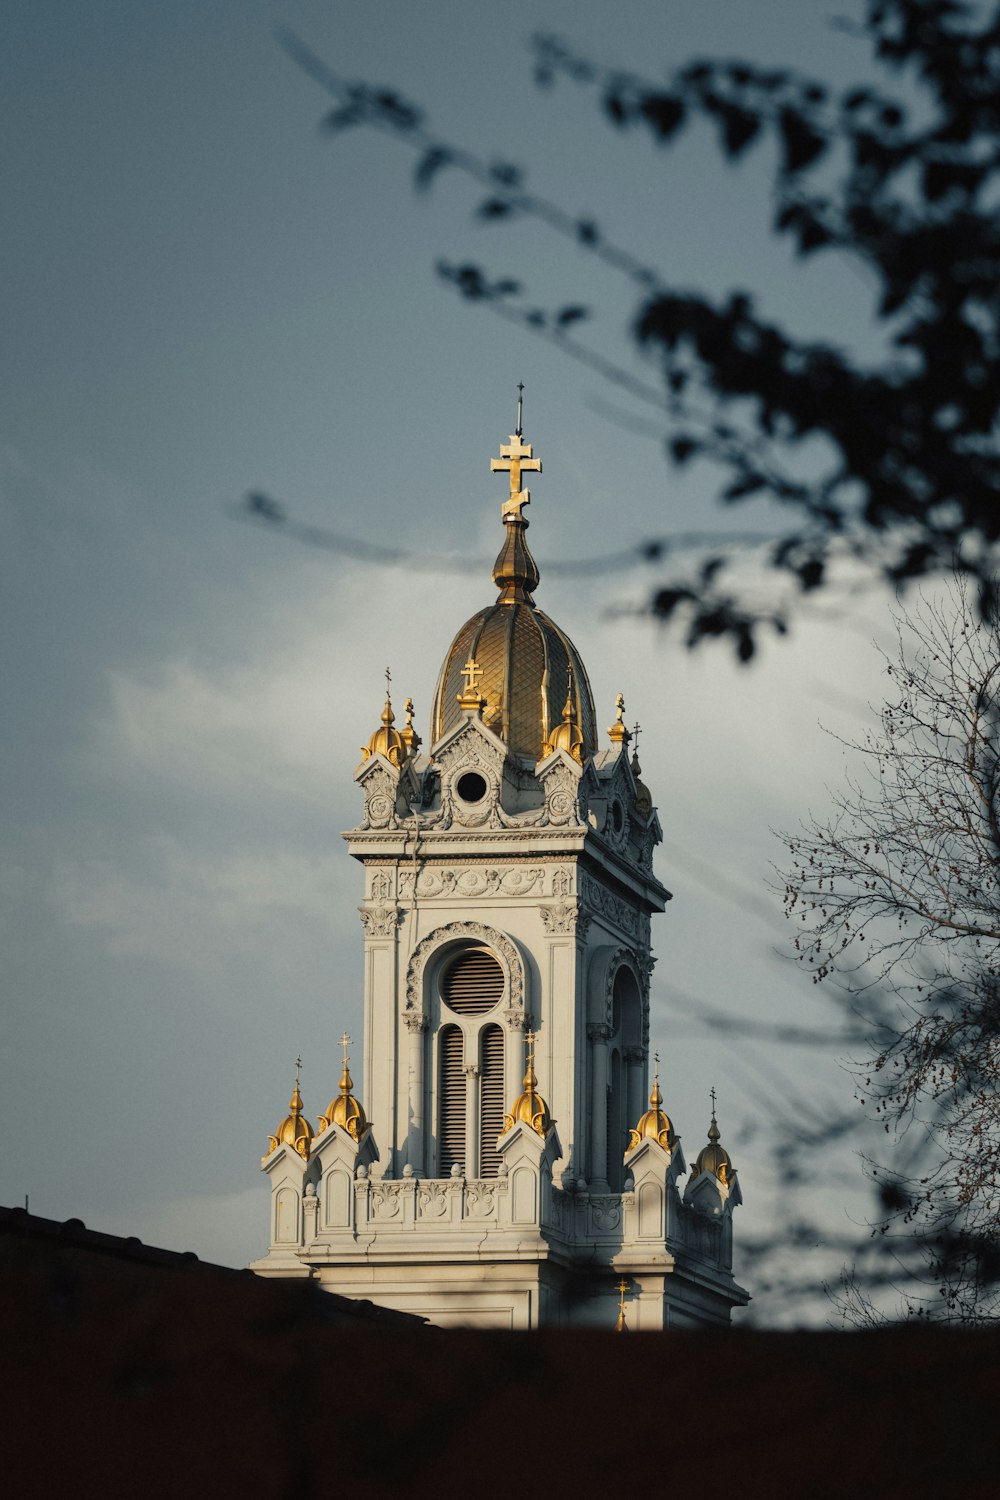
left=279, top=1, right=1000, bottom=658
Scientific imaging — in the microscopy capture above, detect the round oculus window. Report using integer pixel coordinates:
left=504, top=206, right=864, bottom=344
left=441, top=948, right=504, bottom=1015
left=456, top=771, right=488, bottom=804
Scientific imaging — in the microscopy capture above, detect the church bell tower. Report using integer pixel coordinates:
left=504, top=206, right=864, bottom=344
left=252, top=400, right=748, bottom=1328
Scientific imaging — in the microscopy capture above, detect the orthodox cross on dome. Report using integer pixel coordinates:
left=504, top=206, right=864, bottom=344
left=384, top=667, right=391, bottom=694
left=294, top=1055, right=303, bottom=1089
left=340, top=1032, right=352, bottom=1066
left=491, top=386, right=542, bottom=523
left=710, top=1084, right=717, bottom=1117
left=457, top=655, right=487, bottom=713
left=460, top=657, right=483, bottom=695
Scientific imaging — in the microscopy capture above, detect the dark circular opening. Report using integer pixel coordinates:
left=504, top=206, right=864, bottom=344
left=456, top=771, right=488, bottom=803
left=611, top=799, right=624, bottom=833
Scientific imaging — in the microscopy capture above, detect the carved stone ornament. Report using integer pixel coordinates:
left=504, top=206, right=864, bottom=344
left=404, top=921, right=524, bottom=1014
left=502, top=1005, right=528, bottom=1033
left=537, top=762, right=585, bottom=828
left=539, top=903, right=590, bottom=937
left=403, top=1010, right=428, bottom=1035
left=360, top=766, right=398, bottom=830
left=369, top=869, right=392, bottom=903
left=551, top=867, right=572, bottom=899
left=464, top=1182, right=497, bottom=1218
left=398, top=866, right=544, bottom=900
left=579, top=875, right=639, bottom=937
left=358, top=905, right=402, bottom=938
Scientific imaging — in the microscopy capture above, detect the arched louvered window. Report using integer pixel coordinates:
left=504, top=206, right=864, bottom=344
left=438, top=1024, right=465, bottom=1176
left=442, top=947, right=504, bottom=1016
left=479, top=1024, right=505, bottom=1178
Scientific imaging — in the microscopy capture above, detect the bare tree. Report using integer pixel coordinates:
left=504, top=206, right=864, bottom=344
left=783, top=579, right=1000, bottom=1319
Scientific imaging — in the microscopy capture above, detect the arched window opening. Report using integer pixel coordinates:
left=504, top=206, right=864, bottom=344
left=442, top=947, right=504, bottom=1016
left=606, top=1047, right=626, bottom=1192
left=479, top=1024, right=505, bottom=1177
left=438, top=1025, right=465, bottom=1176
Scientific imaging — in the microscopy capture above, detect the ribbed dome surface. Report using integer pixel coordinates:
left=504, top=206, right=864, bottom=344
left=431, top=600, right=597, bottom=764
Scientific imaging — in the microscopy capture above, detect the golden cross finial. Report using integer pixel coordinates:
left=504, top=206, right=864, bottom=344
left=340, top=1032, right=352, bottom=1065
left=710, top=1084, right=717, bottom=1118
left=616, top=1278, right=630, bottom=1333
left=654, top=1050, right=660, bottom=1081
left=516, top=381, right=524, bottom=436
left=460, top=657, right=483, bottom=694
left=491, top=399, right=542, bottom=522
left=295, top=1055, right=302, bottom=1087
left=525, top=1028, right=535, bottom=1065
left=384, top=666, right=392, bottom=693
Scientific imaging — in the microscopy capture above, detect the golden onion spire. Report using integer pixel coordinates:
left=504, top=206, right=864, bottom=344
left=263, top=1056, right=314, bottom=1164
left=543, top=665, right=585, bottom=763
left=503, top=1030, right=552, bottom=1137
left=400, top=696, right=422, bottom=754
left=490, top=391, right=542, bottom=605
left=318, top=1031, right=368, bottom=1142
left=627, top=1052, right=674, bottom=1152
left=361, top=667, right=408, bottom=766
left=691, top=1087, right=735, bottom=1186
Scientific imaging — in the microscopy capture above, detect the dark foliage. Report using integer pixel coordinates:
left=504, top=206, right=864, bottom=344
left=281, top=2, right=1000, bottom=658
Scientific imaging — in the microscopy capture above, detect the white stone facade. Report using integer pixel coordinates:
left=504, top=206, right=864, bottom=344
left=253, top=709, right=748, bottom=1327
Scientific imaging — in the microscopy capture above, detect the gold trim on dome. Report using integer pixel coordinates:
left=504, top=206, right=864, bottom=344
left=627, top=1053, right=674, bottom=1152
left=503, top=1030, right=551, bottom=1137
left=318, top=1031, right=368, bottom=1142
left=263, top=1056, right=314, bottom=1164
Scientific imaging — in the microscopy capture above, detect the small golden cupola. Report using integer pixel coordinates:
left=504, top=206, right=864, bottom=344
left=430, top=390, right=598, bottom=763
left=318, top=1032, right=368, bottom=1142
left=691, top=1090, right=735, bottom=1186
left=503, top=1031, right=552, bottom=1137
left=361, top=669, right=409, bottom=767
left=264, top=1058, right=314, bottom=1164
left=543, top=666, right=586, bottom=763
left=628, top=1055, right=675, bottom=1152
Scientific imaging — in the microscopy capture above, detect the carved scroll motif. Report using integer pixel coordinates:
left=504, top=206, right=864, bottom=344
left=399, top=866, right=545, bottom=899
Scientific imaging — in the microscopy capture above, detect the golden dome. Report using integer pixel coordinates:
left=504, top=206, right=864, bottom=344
left=430, top=417, right=597, bottom=764
left=361, top=675, right=408, bottom=768
left=691, top=1110, right=734, bottom=1187
left=264, top=1064, right=314, bottom=1164
left=318, top=1034, right=368, bottom=1142
left=503, top=1034, right=552, bottom=1137
left=627, top=1071, right=674, bottom=1153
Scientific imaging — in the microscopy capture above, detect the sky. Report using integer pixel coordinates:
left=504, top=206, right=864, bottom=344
left=3, top=0, right=903, bottom=1321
